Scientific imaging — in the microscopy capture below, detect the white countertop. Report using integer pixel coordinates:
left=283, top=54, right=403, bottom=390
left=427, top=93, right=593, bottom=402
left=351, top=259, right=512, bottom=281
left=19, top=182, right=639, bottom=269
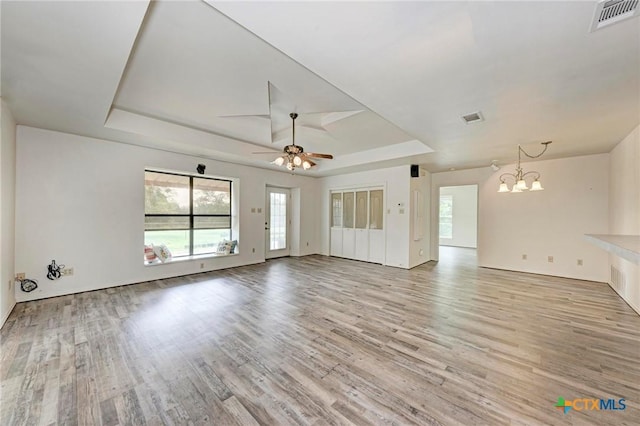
left=584, top=234, right=640, bottom=265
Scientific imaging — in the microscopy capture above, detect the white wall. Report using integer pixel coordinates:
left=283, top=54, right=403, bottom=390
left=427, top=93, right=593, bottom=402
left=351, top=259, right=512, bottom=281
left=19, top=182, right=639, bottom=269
left=432, top=154, right=610, bottom=282
left=319, top=165, right=413, bottom=268
left=609, top=125, right=640, bottom=314
left=0, top=100, right=17, bottom=327
left=409, top=170, right=431, bottom=268
left=14, top=126, right=320, bottom=302
left=439, top=185, right=477, bottom=248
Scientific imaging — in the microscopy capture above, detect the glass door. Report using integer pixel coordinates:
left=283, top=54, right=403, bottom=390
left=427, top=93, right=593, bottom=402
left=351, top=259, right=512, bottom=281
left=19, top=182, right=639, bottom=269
left=265, top=187, right=290, bottom=259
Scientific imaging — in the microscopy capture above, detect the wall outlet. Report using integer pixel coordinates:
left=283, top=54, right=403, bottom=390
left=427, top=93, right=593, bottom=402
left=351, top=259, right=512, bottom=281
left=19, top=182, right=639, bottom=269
left=62, top=267, right=74, bottom=276
left=200, top=263, right=204, bottom=269
left=252, top=248, right=255, bottom=253
left=16, top=273, right=25, bottom=281
left=577, top=259, right=583, bottom=266
left=522, top=254, right=527, bottom=260
left=548, top=256, right=554, bottom=263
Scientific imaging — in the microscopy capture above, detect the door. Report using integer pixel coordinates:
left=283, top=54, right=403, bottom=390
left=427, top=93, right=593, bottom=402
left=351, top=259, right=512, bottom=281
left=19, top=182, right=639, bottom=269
left=342, top=192, right=355, bottom=258
left=354, top=190, right=369, bottom=261
left=265, top=187, right=290, bottom=259
left=330, top=192, right=343, bottom=257
left=368, top=189, right=385, bottom=264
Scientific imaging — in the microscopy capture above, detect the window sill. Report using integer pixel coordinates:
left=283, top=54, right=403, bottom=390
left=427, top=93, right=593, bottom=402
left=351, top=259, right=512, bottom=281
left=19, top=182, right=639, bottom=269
left=144, top=252, right=239, bottom=266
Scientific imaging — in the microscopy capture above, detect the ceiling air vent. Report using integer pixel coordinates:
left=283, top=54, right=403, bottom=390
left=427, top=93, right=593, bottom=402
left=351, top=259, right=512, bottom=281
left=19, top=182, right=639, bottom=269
left=461, top=111, right=484, bottom=124
left=591, top=0, right=639, bottom=31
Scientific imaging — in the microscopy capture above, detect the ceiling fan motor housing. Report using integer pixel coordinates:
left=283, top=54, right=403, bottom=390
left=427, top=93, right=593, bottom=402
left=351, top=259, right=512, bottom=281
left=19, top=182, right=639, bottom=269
left=284, top=144, right=303, bottom=155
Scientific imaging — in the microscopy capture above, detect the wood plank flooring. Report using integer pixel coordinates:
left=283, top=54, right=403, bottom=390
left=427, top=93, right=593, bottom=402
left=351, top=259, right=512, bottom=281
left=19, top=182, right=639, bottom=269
left=1, top=248, right=639, bottom=425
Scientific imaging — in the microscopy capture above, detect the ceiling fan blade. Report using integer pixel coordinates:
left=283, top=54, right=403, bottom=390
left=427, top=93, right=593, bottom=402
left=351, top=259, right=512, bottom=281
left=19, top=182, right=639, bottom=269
left=305, top=153, right=333, bottom=159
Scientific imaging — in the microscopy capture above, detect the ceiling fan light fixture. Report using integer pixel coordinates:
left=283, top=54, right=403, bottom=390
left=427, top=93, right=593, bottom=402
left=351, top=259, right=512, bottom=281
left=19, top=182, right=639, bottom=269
left=267, top=113, right=333, bottom=172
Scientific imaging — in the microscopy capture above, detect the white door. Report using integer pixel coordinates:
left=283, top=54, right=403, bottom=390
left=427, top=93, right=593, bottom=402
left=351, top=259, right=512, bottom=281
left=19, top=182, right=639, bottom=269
left=342, top=192, right=356, bottom=258
left=330, top=192, right=343, bottom=257
left=354, top=190, right=369, bottom=261
left=265, top=187, right=290, bottom=259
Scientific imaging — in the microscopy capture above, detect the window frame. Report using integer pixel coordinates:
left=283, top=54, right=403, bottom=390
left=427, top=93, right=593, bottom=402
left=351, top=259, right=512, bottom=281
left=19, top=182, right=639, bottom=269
left=144, top=170, right=232, bottom=257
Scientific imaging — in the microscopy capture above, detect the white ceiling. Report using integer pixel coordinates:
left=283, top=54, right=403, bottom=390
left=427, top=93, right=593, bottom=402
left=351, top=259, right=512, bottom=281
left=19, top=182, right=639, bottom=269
left=2, top=1, right=639, bottom=176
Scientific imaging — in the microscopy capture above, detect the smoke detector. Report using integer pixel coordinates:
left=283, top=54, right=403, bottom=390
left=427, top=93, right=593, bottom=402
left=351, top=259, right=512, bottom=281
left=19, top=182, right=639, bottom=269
left=590, top=0, right=639, bottom=32
left=461, top=111, right=484, bottom=124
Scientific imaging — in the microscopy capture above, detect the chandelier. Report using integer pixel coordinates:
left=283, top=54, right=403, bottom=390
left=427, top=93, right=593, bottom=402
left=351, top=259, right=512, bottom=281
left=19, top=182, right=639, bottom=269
left=271, top=113, right=333, bottom=171
left=498, top=141, right=552, bottom=193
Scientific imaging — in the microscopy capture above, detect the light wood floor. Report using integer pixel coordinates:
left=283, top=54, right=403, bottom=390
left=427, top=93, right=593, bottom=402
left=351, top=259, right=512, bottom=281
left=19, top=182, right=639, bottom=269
left=1, top=248, right=639, bottom=425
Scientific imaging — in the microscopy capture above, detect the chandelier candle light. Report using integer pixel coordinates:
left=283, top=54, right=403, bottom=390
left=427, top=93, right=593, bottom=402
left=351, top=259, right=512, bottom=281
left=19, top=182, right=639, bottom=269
left=498, top=141, right=552, bottom=193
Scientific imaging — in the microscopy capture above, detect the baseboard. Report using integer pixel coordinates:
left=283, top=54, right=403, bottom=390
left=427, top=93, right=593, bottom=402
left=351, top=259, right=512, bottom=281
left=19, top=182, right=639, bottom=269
left=479, top=264, right=606, bottom=284
left=409, top=259, right=433, bottom=269
left=0, top=302, right=16, bottom=329
left=607, top=281, right=640, bottom=316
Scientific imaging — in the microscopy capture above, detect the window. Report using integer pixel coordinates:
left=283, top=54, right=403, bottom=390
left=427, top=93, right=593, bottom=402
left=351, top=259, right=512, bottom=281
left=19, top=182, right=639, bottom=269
left=439, top=194, right=453, bottom=239
left=144, top=171, right=232, bottom=258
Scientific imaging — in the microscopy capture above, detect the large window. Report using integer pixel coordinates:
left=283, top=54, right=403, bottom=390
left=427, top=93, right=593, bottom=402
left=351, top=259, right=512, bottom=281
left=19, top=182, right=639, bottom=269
left=439, top=194, right=453, bottom=239
left=144, top=171, right=232, bottom=258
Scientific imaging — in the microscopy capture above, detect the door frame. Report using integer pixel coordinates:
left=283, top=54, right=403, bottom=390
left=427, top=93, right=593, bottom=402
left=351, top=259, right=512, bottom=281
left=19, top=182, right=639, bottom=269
left=434, top=183, right=480, bottom=260
left=265, top=186, right=291, bottom=259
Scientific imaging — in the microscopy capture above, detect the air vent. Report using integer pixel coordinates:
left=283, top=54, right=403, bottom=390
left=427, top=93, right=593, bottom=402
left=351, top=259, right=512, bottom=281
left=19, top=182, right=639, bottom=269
left=591, top=0, right=639, bottom=32
left=461, top=111, right=484, bottom=124
left=610, top=265, right=626, bottom=291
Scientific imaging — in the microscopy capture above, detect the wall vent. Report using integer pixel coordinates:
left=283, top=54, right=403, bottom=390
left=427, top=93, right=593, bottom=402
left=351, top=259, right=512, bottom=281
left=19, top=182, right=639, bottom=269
left=461, top=111, right=484, bottom=124
left=591, top=0, right=640, bottom=31
left=610, top=265, right=626, bottom=291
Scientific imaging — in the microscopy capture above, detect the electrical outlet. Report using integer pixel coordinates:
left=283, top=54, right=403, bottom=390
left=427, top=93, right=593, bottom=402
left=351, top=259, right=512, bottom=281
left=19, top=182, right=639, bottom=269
left=522, top=254, right=527, bottom=260
left=200, top=263, right=204, bottom=269
left=548, top=256, right=554, bottom=263
left=577, top=259, right=583, bottom=266
left=252, top=248, right=255, bottom=253
left=16, top=273, right=25, bottom=281
left=62, top=267, right=74, bottom=276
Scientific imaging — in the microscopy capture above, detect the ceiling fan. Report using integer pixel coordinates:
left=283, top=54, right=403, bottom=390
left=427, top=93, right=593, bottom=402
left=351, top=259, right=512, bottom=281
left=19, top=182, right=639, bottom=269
left=253, top=112, right=333, bottom=171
